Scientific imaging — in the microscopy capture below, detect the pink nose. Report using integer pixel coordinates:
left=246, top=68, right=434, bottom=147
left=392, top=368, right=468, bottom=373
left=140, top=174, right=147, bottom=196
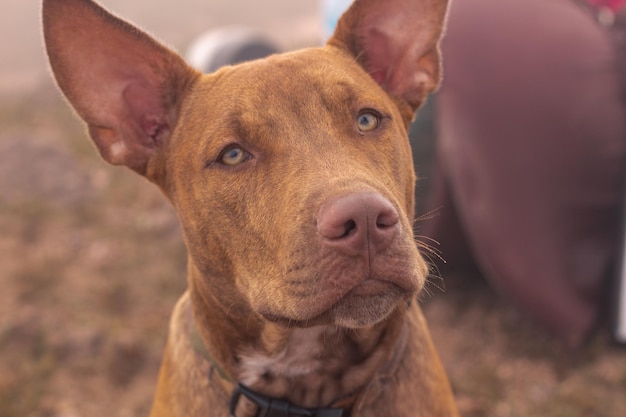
left=317, top=192, right=400, bottom=256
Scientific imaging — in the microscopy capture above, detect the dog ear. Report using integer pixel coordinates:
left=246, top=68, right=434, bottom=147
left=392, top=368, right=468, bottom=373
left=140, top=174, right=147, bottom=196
left=42, top=0, right=200, bottom=176
left=328, top=0, right=449, bottom=121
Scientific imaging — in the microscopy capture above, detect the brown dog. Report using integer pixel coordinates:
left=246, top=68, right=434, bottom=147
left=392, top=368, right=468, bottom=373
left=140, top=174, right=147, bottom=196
left=43, top=0, right=457, bottom=415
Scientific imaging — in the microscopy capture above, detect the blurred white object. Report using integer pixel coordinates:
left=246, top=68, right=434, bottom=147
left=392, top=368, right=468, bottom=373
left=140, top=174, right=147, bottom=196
left=185, top=26, right=279, bottom=73
left=320, top=0, right=353, bottom=41
left=616, top=230, right=626, bottom=342
left=185, top=0, right=353, bottom=73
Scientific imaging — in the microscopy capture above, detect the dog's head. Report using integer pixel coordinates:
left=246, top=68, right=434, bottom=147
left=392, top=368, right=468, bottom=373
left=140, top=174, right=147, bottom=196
left=43, top=0, right=449, bottom=329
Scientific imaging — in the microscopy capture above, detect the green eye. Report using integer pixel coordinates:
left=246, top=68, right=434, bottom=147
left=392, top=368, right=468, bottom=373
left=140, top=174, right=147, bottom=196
left=357, top=111, right=380, bottom=132
left=220, top=146, right=247, bottom=166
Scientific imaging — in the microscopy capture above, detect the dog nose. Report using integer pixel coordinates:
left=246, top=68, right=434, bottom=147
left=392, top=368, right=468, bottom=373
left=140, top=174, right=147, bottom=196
left=317, top=192, right=400, bottom=256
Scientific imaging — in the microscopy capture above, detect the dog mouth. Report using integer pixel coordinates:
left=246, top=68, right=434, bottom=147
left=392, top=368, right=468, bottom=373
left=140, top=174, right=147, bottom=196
left=255, top=218, right=426, bottom=329
left=259, top=278, right=410, bottom=329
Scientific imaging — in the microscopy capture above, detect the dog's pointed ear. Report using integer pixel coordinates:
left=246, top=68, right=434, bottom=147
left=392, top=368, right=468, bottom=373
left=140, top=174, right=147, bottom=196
left=328, top=0, right=449, bottom=122
left=42, top=0, right=200, bottom=176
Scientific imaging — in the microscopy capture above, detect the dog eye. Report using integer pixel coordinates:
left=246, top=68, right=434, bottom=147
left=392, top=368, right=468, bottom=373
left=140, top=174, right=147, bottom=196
left=356, top=111, right=380, bottom=132
left=219, top=146, right=249, bottom=166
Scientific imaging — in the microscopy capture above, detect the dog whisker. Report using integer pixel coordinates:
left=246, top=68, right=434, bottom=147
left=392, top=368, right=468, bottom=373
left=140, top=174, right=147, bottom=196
left=413, top=206, right=442, bottom=225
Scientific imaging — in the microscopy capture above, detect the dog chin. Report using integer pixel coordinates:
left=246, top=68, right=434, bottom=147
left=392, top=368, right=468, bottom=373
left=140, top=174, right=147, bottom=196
left=260, top=282, right=410, bottom=329
left=329, top=286, right=409, bottom=328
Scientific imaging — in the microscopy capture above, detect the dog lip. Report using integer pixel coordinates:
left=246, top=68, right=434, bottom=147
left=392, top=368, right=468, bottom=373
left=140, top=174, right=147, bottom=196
left=348, top=278, right=396, bottom=297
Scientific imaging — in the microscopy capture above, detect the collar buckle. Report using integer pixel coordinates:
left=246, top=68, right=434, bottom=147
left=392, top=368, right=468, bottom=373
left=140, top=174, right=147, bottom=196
left=229, top=383, right=344, bottom=417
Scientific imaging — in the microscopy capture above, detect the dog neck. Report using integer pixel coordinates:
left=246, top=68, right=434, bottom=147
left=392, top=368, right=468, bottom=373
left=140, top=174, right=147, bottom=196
left=236, top=320, right=406, bottom=408
left=187, top=263, right=410, bottom=413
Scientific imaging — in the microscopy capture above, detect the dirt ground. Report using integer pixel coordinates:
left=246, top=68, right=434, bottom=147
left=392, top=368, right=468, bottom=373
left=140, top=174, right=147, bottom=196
left=2, top=1, right=626, bottom=416
left=1, top=80, right=625, bottom=417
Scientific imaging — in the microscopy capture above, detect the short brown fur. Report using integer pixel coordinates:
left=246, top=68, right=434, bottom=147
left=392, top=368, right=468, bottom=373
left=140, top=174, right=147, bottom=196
left=42, top=0, right=457, bottom=415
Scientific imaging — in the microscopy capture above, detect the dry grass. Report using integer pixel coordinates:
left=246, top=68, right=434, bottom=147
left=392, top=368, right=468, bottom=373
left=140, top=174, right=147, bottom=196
left=0, top=87, right=624, bottom=417
left=423, top=276, right=626, bottom=417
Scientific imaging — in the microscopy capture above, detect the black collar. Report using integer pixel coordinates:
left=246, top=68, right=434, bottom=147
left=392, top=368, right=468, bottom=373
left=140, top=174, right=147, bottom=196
left=229, top=383, right=345, bottom=417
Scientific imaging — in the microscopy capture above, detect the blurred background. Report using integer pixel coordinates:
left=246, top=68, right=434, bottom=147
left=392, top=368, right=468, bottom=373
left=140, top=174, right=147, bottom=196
left=1, top=0, right=625, bottom=416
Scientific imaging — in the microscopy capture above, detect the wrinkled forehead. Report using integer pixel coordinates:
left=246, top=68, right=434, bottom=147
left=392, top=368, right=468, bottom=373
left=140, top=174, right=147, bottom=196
left=190, top=47, right=393, bottom=128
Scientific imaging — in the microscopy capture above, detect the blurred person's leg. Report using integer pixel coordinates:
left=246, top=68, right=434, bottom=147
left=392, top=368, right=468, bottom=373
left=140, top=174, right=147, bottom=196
left=424, top=0, right=626, bottom=345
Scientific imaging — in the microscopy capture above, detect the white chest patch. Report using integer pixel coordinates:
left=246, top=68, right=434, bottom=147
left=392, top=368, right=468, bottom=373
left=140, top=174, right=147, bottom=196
left=237, top=326, right=327, bottom=387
